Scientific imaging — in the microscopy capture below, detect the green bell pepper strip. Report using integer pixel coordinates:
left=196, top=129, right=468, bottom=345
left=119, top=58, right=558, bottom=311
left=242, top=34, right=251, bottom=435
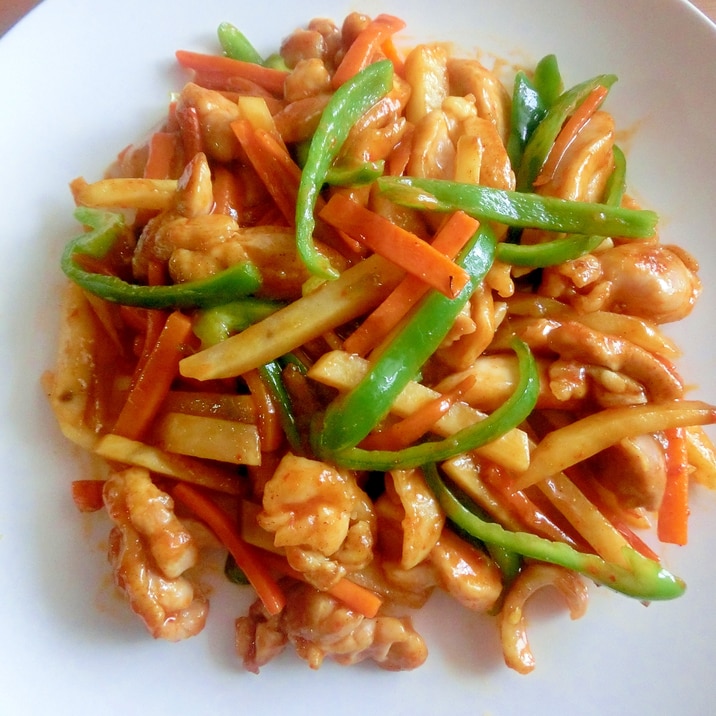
left=516, top=73, right=617, bottom=191
left=224, top=552, right=250, bottom=585
left=61, top=207, right=262, bottom=309
left=263, top=53, right=289, bottom=71
left=294, top=137, right=385, bottom=186
left=324, top=159, right=386, bottom=187
left=506, top=71, right=547, bottom=170
left=295, top=59, right=394, bottom=280
left=532, top=53, right=563, bottom=108
left=313, top=224, right=496, bottom=454
left=496, top=233, right=604, bottom=268
left=217, top=22, right=265, bottom=65
left=486, top=542, right=523, bottom=591
left=603, top=144, right=627, bottom=205
left=422, top=462, right=686, bottom=601
left=192, top=300, right=304, bottom=452
left=317, top=338, right=538, bottom=471
left=376, top=175, right=657, bottom=239
left=495, top=144, right=628, bottom=268
left=258, top=360, right=304, bottom=455
left=192, top=298, right=284, bottom=347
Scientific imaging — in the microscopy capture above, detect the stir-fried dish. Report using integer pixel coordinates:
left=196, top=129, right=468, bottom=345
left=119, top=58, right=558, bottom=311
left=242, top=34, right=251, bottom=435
left=44, top=12, right=716, bottom=674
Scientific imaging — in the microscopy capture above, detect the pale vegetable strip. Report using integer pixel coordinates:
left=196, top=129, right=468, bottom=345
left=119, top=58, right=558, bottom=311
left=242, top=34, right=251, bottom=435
left=172, top=482, right=287, bottom=616
left=94, top=434, right=243, bottom=495
left=685, top=426, right=716, bottom=488
left=43, top=283, right=102, bottom=450
left=179, top=254, right=404, bottom=381
left=535, top=474, right=636, bottom=568
left=155, top=413, right=262, bottom=465
left=307, top=350, right=530, bottom=473
left=515, top=401, right=716, bottom=490
left=71, top=177, right=178, bottom=210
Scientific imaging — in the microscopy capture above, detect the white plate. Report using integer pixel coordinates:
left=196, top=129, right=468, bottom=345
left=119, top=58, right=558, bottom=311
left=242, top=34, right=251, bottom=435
left=1, top=0, right=715, bottom=713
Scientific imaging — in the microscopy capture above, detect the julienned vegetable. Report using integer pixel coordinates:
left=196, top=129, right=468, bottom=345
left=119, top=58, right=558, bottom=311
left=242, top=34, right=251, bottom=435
left=62, top=207, right=262, bottom=308
left=192, top=298, right=284, bottom=347
left=295, top=59, right=394, bottom=279
left=517, top=73, right=617, bottom=191
left=506, top=70, right=547, bottom=169
left=423, top=462, right=686, bottom=601
left=495, top=144, right=628, bottom=267
left=314, top=223, right=496, bottom=453
left=46, top=11, right=716, bottom=677
left=376, top=175, right=657, bottom=237
left=317, top=338, right=538, bottom=470
left=217, top=21, right=265, bottom=65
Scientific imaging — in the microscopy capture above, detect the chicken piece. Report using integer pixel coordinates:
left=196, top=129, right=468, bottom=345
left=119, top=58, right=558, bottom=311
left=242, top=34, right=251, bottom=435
left=406, top=108, right=455, bottom=180
left=544, top=319, right=684, bottom=402
left=273, top=94, right=331, bottom=144
left=280, top=18, right=343, bottom=70
left=237, top=225, right=349, bottom=300
left=595, top=243, right=701, bottom=324
left=589, top=434, right=668, bottom=511
left=131, top=149, right=332, bottom=293
left=307, top=18, right=343, bottom=70
left=236, top=582, right=428, bottom=671
left=378, top=469, right=445, bottom=570
left=459, top=114, right=516, bottom=191
left=437, top=284, right=502, bottom=371
left=132, top=152, right=216, bottom=280
left=258, top=454, right=376, bottom=589
left=403, top=43, right=449, bottom=124
left=447, top=57, right=512, bottom=145
left=429, top=528, right=503, bottom=612
left=501, top=316, right=684, bottom=403
left=167, top=230, right=249, bottom=283
left=340, top=75, right=411, bottom=163
left=376, top=560, right=438, bottom=608
left=535, top=111, right=616, bottom=203
left=103, top=467, right=207, bottom=641
left=235, top=599, right=288, bottom=674
left=283, top=58, right=331, bottom=102
left=174, top=83, right=241, bottom=162
left=518, top=110, right=614, bottom=251
left=498, top=563, right=588, bottom=674
left=540, top=242, right=701, bottom=325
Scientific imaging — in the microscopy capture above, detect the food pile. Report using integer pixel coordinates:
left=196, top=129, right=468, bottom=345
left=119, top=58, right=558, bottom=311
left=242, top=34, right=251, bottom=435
left=44, top=12, right=716, bottom=674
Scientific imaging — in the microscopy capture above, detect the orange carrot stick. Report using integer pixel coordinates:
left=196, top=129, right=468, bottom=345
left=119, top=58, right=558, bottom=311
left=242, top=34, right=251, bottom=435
left=360, top=375, right=475, bottom=451
left=332, top=14, right=406, bottom=88
left=144, top=131, right=180, bottom=180
left=319, top=194, right=470, bottom=299
left=231, top=119, right=301, bottom=226
left=119, top=305, right=149, bottom=333
left=175, top=50, right=289, bottom=96
left=343, top=210, right=479, bottom=355
left=172, top=482, right=286, bottom=616
left=534, top=84, right=609, bottom=186
left=135, top=132, right=182, bottom=225
left=113, top=311, right=194, bottom=441
left=326, top=577, right=383, bottom=618
left=71, top=480, right=106, bottom=513
left=212, top=164, right=242, bottom=220
left=259, top=551, right=382, bottom=618
left=243, top=368, right=282, bottom=452
left=131, top=262, right=169, bottom=377
left=175, top=103, right=203, bottom=160
left=658, top=427, right=691, bottom=546
left=380, top=36, right=405, bottom=78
